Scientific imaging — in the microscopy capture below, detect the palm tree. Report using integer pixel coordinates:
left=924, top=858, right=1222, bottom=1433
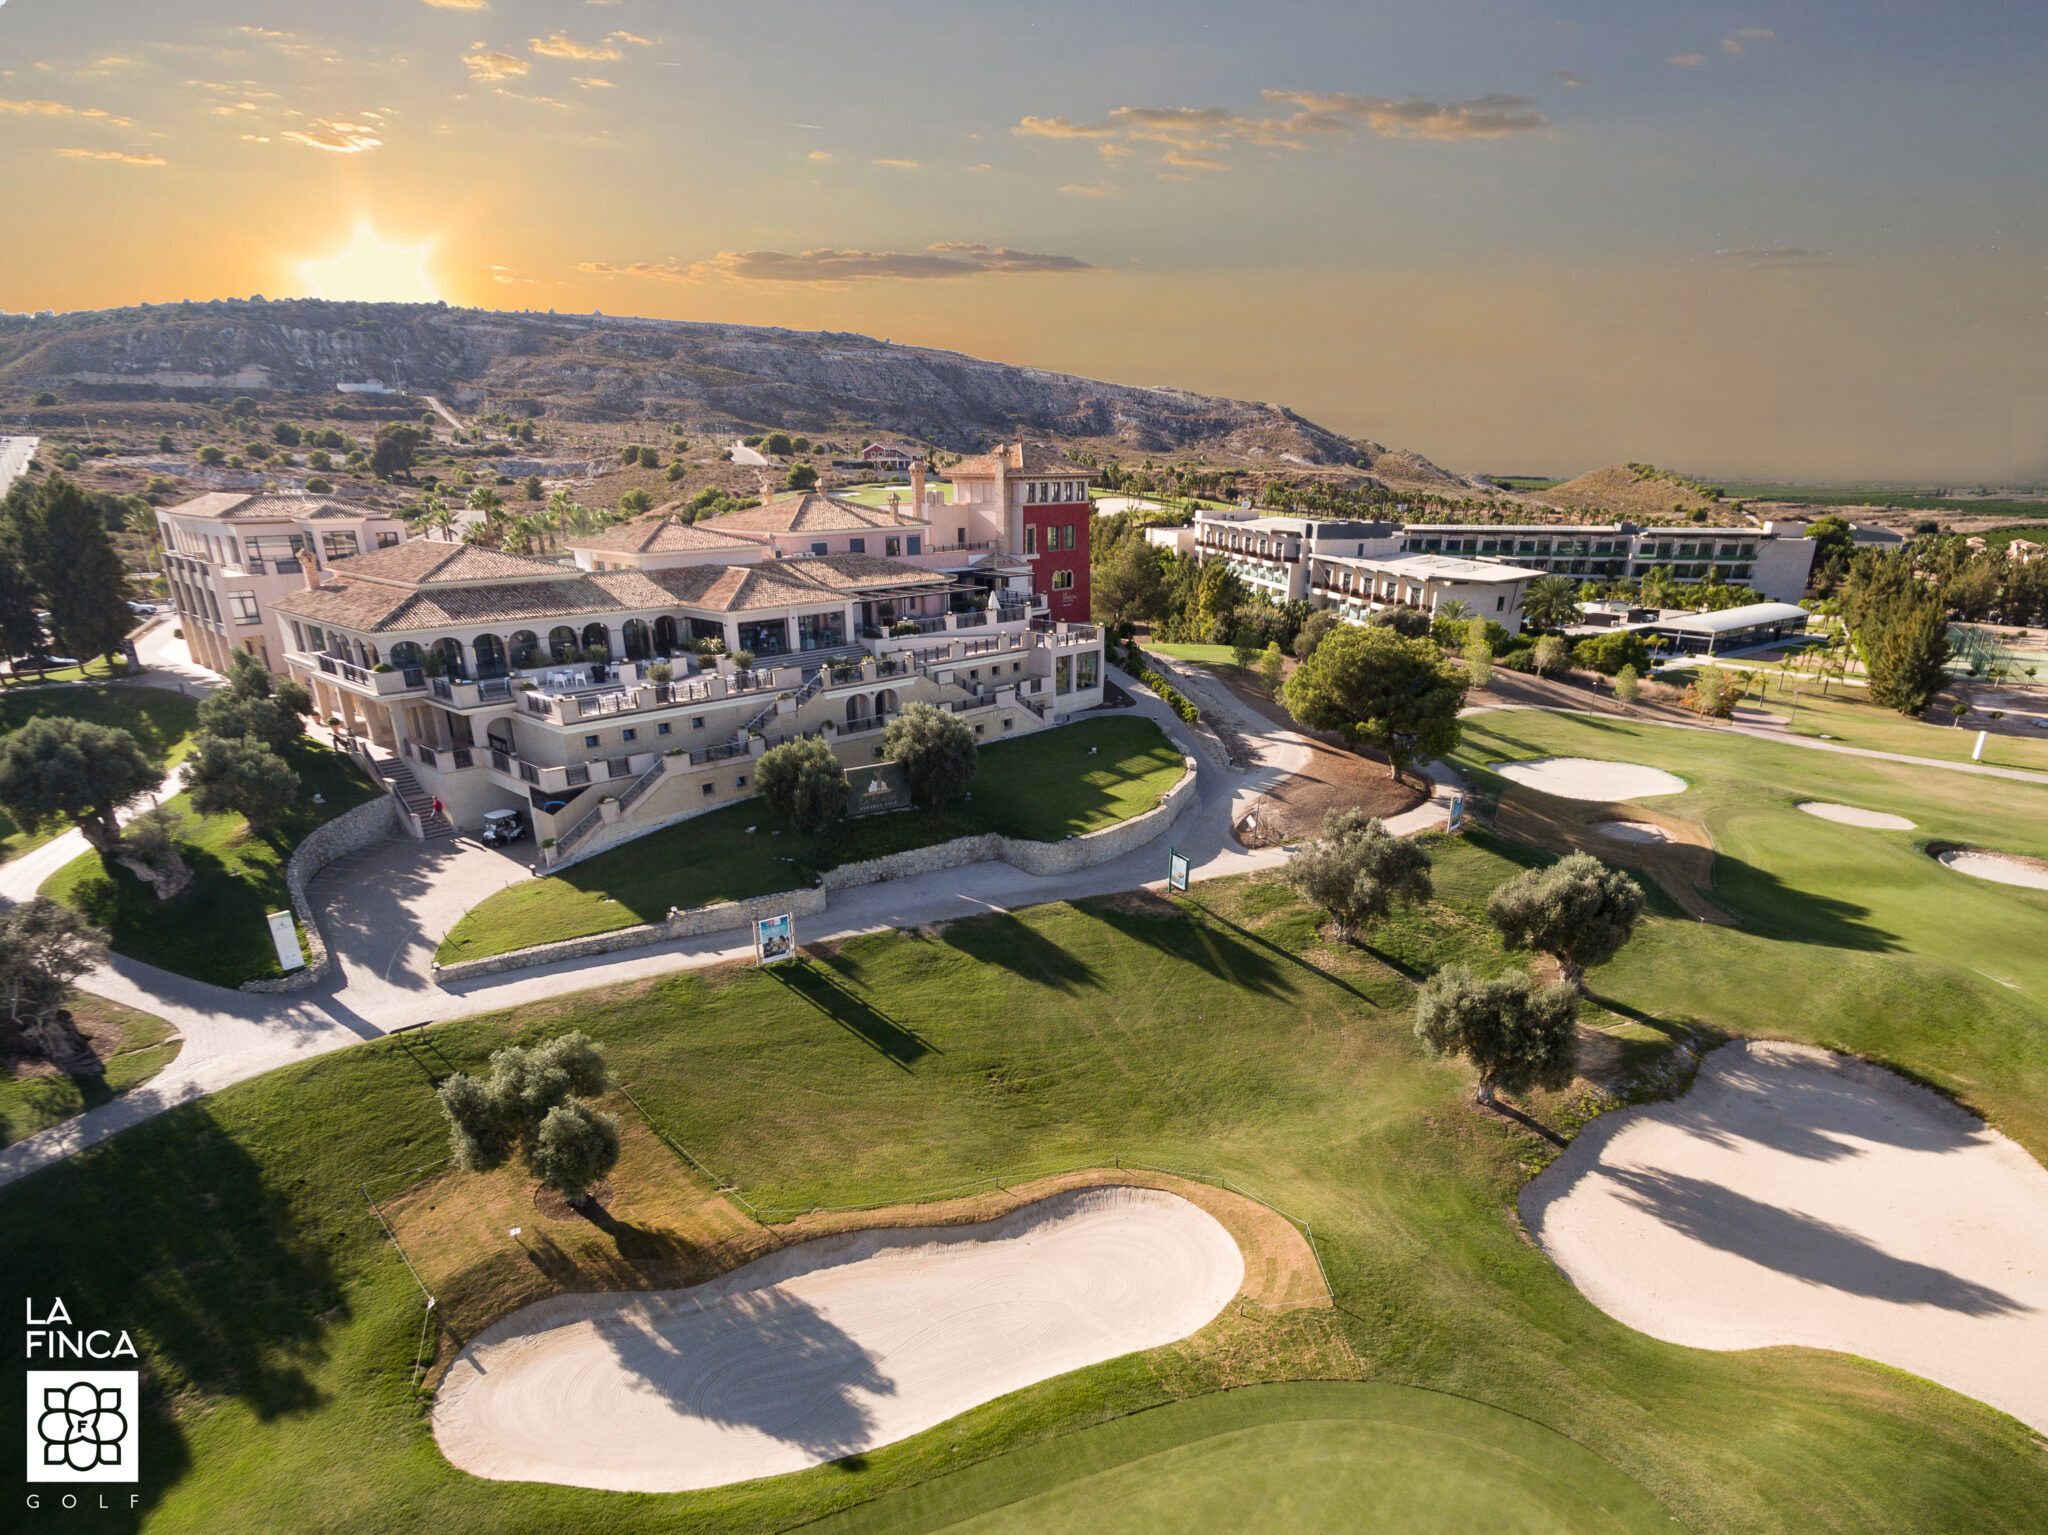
left=466, top=486, right=505, bottom=522
left=1436, top=597, right=1473, bottom=623
left=420, top=496, right=458, bottom=542
left=1519, top=574, right=1581, bottom=633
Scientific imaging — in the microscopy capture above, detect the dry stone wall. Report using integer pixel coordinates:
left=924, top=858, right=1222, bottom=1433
left=241, top=795, right=399, bottom=994
left=432, top=887, right=828, bottom=984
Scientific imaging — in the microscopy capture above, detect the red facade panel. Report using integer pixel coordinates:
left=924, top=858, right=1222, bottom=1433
left=1022, top=499, right=1091, bottom=621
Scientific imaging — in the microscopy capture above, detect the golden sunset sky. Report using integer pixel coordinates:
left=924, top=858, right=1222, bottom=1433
left=2, top=0, right=2044, bottom=481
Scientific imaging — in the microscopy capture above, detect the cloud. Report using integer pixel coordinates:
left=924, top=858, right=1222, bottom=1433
left=1017, top=88, right=1547, bottom=173
left=421, top=0, right=488, bottom=8
left=529, top=31, right=620, bottom=60
left=462, top=49, right=528, bottom=81
left=55, top=148, right=167, bottom=166
left=806, top=149, right=832, bottom=161
left=281, top=118, right=383, bottom=153
left=1059, top=182, right=1121, bottom=198
left=0, top=97, right=134, bottom=128
left=579, top=242, right=1099, bottom=286
left=1702, top=247, right=1847, bottom=270
left=573, top=76, right=615, bottom=89
left=1723, top=26, right=1775, bottom=54
left=1554, top=70, right=1586, bottom=88
left=871, top=157, right=920, bottom=169
left=608, top=31, right=655, bottom=46
left=1668, top=53, right=1705, bottom=66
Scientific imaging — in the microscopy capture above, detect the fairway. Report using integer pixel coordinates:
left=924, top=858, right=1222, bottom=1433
left=808, top=1383, right=1675, bottom=1535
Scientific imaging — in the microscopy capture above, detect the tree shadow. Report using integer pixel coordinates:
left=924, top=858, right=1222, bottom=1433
left=1078, top=900, right=1295, bottom=1000
left=770, top=963, right=936, bottom=1071
left=1604, top=1166, right=2032, bottom=1316
left=1669, top=1051, right=1985, bottom=1163
left=939, top=911, right=1101, bottom=995
left=1709, top=854, right=1899, bottom=952
left=1174, top=898, right=1378, bottom=1004
left=1486, top=1098, right=1567, bottom=1147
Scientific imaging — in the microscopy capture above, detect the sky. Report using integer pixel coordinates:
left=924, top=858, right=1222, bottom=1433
left=1, top=0, right=2045, bottom=483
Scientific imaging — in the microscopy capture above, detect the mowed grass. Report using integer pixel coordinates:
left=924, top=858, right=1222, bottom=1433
left=42, top=740, right=382, bottom=987
left=1723, top=681, right=2048, bottom=774
left=1143, top=641, right=1247, bottom=673
left=810, top=1383, right=1675, bottom=1535
left=0, top=989, right=179, bottom=1147
left=0, top=683, right=201, bottom=862
left=4, top=766, right=2048, bottom=1533
left=436, top=716, right=1187, bottom=963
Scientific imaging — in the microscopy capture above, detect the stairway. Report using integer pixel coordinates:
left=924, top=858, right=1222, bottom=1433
left=376, top=757, right=457, bottom=839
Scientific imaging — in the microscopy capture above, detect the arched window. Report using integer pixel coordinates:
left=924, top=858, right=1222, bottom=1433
left=428, top=637, right=468, bottom=680
left=546, top=627, right=579, bottom=662
left=389, top=640, right=425, bottom=671
left=652, top=615, right=680, bottom=656
left=472, top=632, right=508, bottom=679
left=875, top=687, right=898, bottom=715
left=620, top=618, right=651, bottom=661
left=846, top=694, right=871, bottom=722
left=581, top=622, right=612, bottom=660
left=507, top=631, right=541, bottom=669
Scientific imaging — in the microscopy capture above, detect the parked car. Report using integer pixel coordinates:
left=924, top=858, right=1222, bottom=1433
left=479, top=808, right=527, bottom=847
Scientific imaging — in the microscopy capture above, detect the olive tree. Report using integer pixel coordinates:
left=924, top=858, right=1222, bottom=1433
left=755, top=735, right=848, bottom=834
left=437, top=1032, right=620, bottom=1203
left=1487, top=851, right=1646, bottom=992
left=0, top=897, right=108, bottom=1073
left=1413, top=963, right=1579, bottom=1105
left=884, top=701, right=977, bottom=808
left=1282, top=808, right=1434, bottom=943
left=187, top=734, right=301, bottom=835
left=0, top=717, right=191, bottom=895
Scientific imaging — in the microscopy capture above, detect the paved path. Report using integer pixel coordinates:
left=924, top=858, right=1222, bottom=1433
left=0, top=435, right=37, bottom=499
left=422, top=396, right=467, bottom=435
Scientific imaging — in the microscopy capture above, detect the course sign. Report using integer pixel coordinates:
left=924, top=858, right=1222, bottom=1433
left=266, top=910, right=305, bottom=972
left=1167, top=847, right=1190, bottom=893
left=755, top=912, right=794, bottom=965
left=1446, top=793, right=1466, bottom=834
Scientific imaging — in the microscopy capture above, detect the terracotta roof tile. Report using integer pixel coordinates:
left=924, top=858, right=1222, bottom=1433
left=702, top=492, right=925, bottom=536
left=564, top=513, right=760, bottom=555
left=947, top=441, right=1094, bottom=479
left=166, top=492, right=394, bottom=523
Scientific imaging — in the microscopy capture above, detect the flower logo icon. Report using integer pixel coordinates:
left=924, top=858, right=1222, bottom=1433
left=37, top=1382, right=128, bottom=1473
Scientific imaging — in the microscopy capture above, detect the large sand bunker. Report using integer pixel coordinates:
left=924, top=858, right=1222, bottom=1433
left=1523, top=1041, right=2048, bottom=1432
left=432, top=1186, right=1244, bottom=1491
left=1494, top=758, right=1686, bottom=802
left=1798, top=802, right=1916, bottom=830
left=1936, top=846, right=2048, bottom=891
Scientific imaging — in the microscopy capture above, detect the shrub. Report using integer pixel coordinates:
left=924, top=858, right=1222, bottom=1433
left=303, top=477, right=333, bottom=494
left=1531, top=635, right=1572, bottom=679
left=883, top=701, right=977, bottom=808
left=1487, top=851, right=1646, bottom=991
left=1282, top=809, right=1433, bottom=942
left=755, top=736, right=849, bottom=833
left=1572, top=631, right=1651, bottom=676
left=1413, top=964, right=1579, bottom=1105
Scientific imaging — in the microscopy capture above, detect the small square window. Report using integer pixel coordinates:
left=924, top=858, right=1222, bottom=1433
left=583, top=734, right=600, bottom=748
left=692, top=716, right=704, bottom=729
left=622, top=728, right=637, bottom=742
left=657, top=722, right=672, bottom=736
left=735, top=775, right=747, bottom=789
left=885, top=536, right=901, bottom=557
left=848, top=538, right=865, bottom=554
left=811, top=541, right=828, bottom=556
left=703, top=782, right=715, bottom=795
left=874, top=746, right=885, bottom=759
left=1003, top=717, right=1014, bottom=730
left=907, top=535, right=922, bottom=556
left=975, top=724, right=985, bottom=736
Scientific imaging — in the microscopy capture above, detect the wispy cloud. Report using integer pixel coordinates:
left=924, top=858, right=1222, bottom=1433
left=871, top=157, right=920, bottom=169
left=1702, top=246, right=1846, bottom=270
left=0, top=97, right=135, bottom=128
left=281, top=118, right=383, bottom=153
left=1059, top=182, right=1121, bottom=198
left=529, top=31, right=620, bottom=61
left=573, top=76, right=616, bottom=89
left=1723, top=26, right=1775, bottom=55
left=806, top=150, right=833, bottom=162
left=1554, top=70, right=1586, bottom=88
left=55, top=148, right=167, bottom=166
left=462, top=49, right=529, bottom=81
left=579, top=242, right=1099, bottom=286
left=421, top=0, right=489, bottom=9
left=1668, top=53, right=1705, bottom=67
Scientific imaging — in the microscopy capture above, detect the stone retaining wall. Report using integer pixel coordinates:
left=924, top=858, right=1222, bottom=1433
left=241, top=796, right=399, bottom=994
left=432, top=886, right=828, bottom=984
left=430, top=756, right=1198, bottom=983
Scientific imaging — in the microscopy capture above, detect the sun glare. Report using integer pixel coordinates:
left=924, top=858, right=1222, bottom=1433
left=298, top=224, right=441, bottom=303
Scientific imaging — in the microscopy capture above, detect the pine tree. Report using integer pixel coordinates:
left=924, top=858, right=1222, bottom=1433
left=5, top=477, right=131, bottom=665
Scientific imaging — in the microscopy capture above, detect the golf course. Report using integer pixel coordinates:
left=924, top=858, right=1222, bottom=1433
left=4, top=711, right=2046, bottom=1533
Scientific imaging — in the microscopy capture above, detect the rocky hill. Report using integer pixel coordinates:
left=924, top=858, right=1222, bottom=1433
left=0, top=299, right=1477, bottom=490
left=1531, top=462, right=1727, bottom=520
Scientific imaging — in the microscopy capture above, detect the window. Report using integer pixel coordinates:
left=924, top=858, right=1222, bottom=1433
left=1025, top=525, right=1037, bottom=555
left=1064, top=524, right=1077, bottom=550
left=584, top=734, right=600, bottom=748
left=884, top=536, right=901, bottom=557
left=322, top=531, right=359, bottom=560
left=692, top=716, right=704, bottom=730
left=956, top=526, right=967, bottom=545
left=1003, top=717, right=1014, bottom=730
left=703, top=782, right=715, bottom=795
left=975, top=724, right=985, bottom=736
left=735, top=775, right=746, bottom=789
left=377, top=531, right=400, bottom=549
left=1077, top=652, right=1098, bottom=689
left=848, top=538, right=865, bottom=554
left=906, top=535, right=921, bottom=556
left=1026, top=482, right=1039, bottom=503
left=811, top=541, right=829, bottom=556
left=1052, top=569, right=1075, bottom=590
left=657, top=722, right=672, bottom=736
left=1496, top=596, right=1506, bottom=611
left=227, top=591, right=260, bottom=625
left=622, top=729, right=637, bottom=742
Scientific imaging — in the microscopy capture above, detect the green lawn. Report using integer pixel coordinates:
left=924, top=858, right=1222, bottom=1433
left=0, top=989, right=180, bottom=1147
left=1717, top=681, right=2048, bottom=774
left=810, top=1384, right=1676, bottom=1535
left=436, top=715, right=1188, bottom=963
left=41, top=739, right=382, bottom=987
left=836, top=480, right=955, bottom=507
left=2, top=794, right=2043, bottom=1533
left=1143, top=642, right=1247, bottom=672
left=0, top=683, right=202, bottom=862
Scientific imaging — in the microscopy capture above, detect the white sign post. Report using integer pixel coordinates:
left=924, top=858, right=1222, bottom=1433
left=266, top=910, right=305, bottom=972
left=1972, top=730, right=1988, bottom=763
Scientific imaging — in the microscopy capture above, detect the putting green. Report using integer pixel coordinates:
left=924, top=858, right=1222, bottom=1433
left=811, top=1383, right=1677, bottom=1534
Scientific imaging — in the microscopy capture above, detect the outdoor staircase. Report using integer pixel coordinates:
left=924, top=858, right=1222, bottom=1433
left=376, top=758, right=457, bottom=839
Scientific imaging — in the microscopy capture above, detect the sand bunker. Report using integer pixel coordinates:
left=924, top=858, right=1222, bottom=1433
left=1798, top=802, right=1916, bottom=831
left=1937, top=847, right=2048, bottom=891
left=1593, top=821, right=1672, bottom=844
left=1494, top=758, right=1686, bottom=802
left=1523, top=1041, right=2048, bottom=1433
left=433, top=1186, right=1244, bottom=1491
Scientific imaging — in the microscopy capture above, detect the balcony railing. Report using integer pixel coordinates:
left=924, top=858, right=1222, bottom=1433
left=306, top=651, right=426, bottom=696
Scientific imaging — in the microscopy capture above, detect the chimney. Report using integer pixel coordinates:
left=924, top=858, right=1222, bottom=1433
left=992, top=445, right=1012, bottom=554
left=296, top=547, right=321, bottom=591
left=910, top=455, right=926, bottom=513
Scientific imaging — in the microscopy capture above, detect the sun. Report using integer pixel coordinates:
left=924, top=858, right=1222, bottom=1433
left=298, top=224, right=441, bottom=303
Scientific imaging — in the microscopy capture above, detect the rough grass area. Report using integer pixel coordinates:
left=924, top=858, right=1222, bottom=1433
left=5, top=758, right=2047, bottom=1532
left=1717, top=681, right=2048, bottom=773
left=0, top=683, right=201, bottom=862
left=0, top=988, right=179, bottom=1147
left=41, top=739, right=382, bottom=987
left=434, top=716, right=1187, bottom=964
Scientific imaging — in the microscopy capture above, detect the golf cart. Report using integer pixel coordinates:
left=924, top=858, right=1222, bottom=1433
left=480, top=808, right=527, bottom=847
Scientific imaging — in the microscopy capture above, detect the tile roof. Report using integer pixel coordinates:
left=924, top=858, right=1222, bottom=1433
left=777, top=552, right=950, bottom=592
left=167, top=492, right=393, bottom=523
left=564, top=512, right=760, bottom=556
left=327, top=539, right=569, bottom=587
left=947, top=441, right=1095, bottom=479
left=702, top=492, right=925, bottom=536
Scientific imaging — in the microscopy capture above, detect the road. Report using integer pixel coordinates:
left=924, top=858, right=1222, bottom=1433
left=0, top=435, right=38, bottom=498
left=422, top=396, right=466, bottom=435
